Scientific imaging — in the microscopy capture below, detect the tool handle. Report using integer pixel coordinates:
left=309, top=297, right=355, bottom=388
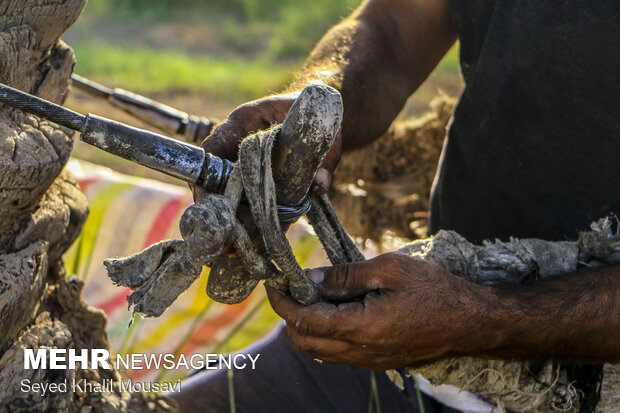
left=72, top=74, right=216, bottom=143
left=81, top=114, right=207, bottom=184
left=108, top=90, right=216, bottom=142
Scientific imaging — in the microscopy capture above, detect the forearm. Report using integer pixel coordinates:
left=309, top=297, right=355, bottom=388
left=470, top=265, right=620, bottom=362
left=287, top=0, right=456, bottom=150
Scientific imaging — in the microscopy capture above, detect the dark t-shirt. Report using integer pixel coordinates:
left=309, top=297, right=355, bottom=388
left=429, top=1, right=619, bottom=410
left=430, top=1, right=620, bottom=245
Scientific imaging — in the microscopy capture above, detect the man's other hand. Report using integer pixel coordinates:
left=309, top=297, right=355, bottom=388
left=266, top=252, right=486, bottom=370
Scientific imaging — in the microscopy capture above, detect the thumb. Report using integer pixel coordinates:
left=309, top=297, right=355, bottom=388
left=307, top=260, right=386, bottom=301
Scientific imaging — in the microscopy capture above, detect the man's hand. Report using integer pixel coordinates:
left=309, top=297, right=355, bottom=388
left=191, top=93, right=342, bottom=201
left=266, top=252, right=485, bottom=370
left=268, top=253, right=620, bottom=369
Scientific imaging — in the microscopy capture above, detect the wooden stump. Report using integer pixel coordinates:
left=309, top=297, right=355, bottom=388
left=0, top=1, right=165, bottom=411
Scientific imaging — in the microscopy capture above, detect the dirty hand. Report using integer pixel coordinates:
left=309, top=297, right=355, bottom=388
left=191, top=93, right=342, bottom=200
left=266, top=252, right=489, bottom=370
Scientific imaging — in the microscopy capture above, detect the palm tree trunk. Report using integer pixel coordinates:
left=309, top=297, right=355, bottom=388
left=0, top=1, right=160, bottom=411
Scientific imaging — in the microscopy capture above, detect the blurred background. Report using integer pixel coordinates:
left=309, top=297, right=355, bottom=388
left=63, top=0, right=462, bottom=182
left=61, top=0, right=463, bottom=388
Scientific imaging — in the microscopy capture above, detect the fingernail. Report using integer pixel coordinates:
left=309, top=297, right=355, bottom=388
left=313, top=168, right=331, bottom=194
left=306, top=269, right=325, bottom=284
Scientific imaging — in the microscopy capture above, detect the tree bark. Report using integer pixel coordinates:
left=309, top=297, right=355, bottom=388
left=0, top=1, right=169, bottom=411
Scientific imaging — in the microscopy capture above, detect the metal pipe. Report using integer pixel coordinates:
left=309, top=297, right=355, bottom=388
left=72, top=74, right=216, bottom=143
left=81, top=114, right=206, bottom=184
left=0, top=82, right=227, bottom=187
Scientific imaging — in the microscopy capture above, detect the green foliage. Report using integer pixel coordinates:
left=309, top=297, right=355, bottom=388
left=437, top=44, right=460, bottom=75
left=90, top=0, right=358, bottom=23
left=269, top=1, right=355, bottom=59
left=69, top=0, right=460, bottom=105
left=82, top=0, right=360, bottom=59
left=69, top=0, right=367, bottom=100
left=72, top=42, right=296, bottom=101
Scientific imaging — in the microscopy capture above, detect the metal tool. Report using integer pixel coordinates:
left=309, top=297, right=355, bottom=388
left=0, top=83, right=334, bottom=222
left=0, top=82, right=231, bottom=192
left=71, top=74, right=216, bottom=144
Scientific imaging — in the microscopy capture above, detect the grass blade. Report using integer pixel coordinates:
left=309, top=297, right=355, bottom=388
left=370, top=371, right=381, bottom=413
left=413, top=375, right=426, bottom=413
left=212, top=296, right=267, bottom=354
left=228, top=368, right=236, bottom=413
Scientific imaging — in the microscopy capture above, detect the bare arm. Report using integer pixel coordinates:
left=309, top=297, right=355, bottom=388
left=476, top=264, right=620, bottom=362
left=288, top=0, right=456, bottom=150
left=200, top=0, right=456, bottom=192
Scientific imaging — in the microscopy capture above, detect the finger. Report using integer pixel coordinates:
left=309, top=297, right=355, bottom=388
left=312, top=168, right=332, bottom=195
left=266, top=285, right=363, bottom=338
left=201, top=121, right=243, bottom=161
left=256, top=93, right=296, bottom=124
left=202, top=96, right=295, bottom=161
left=314, top=261, right=388, bottom=301
left=322, top=130, right=342, bottom=174
left=286, top=327, right=351, bottom=359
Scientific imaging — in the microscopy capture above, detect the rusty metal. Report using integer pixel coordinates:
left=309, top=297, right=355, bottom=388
left=71, top=74, right=112, bottom=98
left=200, top=152, right=235, bottom=193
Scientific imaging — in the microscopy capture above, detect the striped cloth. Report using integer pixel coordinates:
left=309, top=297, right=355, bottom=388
left=64, top=159, right=325, bottom=383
